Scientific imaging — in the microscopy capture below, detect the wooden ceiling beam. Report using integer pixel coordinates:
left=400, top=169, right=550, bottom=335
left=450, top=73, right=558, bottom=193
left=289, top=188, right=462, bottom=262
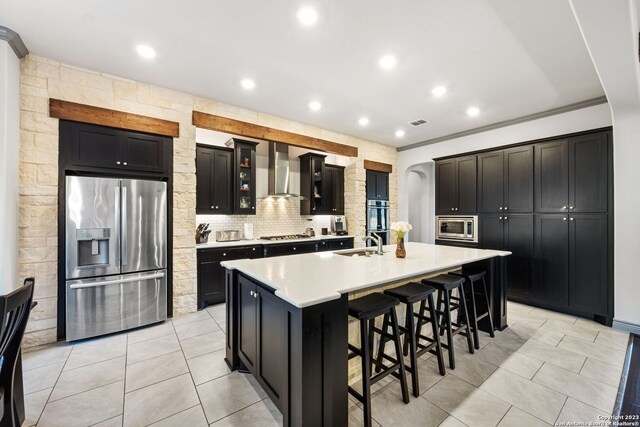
left=192, top=111, right=358, bottom=157
left=364, top=159, right=392, bottom=173
left=49, top=99, right=180, bottom=137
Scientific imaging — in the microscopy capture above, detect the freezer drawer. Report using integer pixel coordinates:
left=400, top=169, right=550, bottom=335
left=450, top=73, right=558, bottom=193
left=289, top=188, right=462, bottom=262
left=66, top=270, right=167, bottom=341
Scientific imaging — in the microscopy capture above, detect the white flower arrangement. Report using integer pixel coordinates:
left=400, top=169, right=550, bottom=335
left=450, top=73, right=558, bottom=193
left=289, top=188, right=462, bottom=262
left=390, top=221, right=413, bottom=238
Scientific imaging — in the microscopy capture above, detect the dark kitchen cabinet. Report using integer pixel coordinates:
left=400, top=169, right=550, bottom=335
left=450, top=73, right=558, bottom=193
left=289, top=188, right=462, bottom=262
left=196, top=145, right=233, bottom=215
left=478, top=151, right=504, bottom=213
left=366, top=170, right=389, bottom=201
left=317, top=238, right=354, bottom=252
left=61, top=121, right=171, bottom=176
left=569, top=133, right=609, bottom=213
left=233, top=140, right=258, bottom=215
left=325, top=165, right=345, bottom=214
left=478, top=146, right=533, bottom=213
left=534, top=214, right=569, bottom=307
left=568, top=214, right=608, bottom=314
left=300, top=153, right=346, bottom=214
left=120, top=131, right=168, bottom=174
left=237, top=275, right=286, bottom=407
left=436, top=156, right=476, bottom=214
left=264, top=241, right=318, bottom=257
left=438, top=128, right=612, bottom=325
left=535, top=134, right=609, bottom=214
left=300, top=153, right=328, bottom=214
left=534, top=140, right=569, bottom=213
left=239, top=276, right=258, bottom=369
left=480, top=214, right=534, bottom=299
left=197, top=245, right=262, bottom=308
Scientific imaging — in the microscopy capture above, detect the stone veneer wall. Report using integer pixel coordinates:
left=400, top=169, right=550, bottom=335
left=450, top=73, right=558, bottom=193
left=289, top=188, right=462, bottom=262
left=18, top=54, right=398, bottom=347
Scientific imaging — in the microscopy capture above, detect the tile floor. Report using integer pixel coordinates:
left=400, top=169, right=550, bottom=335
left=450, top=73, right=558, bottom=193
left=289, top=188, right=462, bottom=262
left=21, top=302, right=629, bottom=426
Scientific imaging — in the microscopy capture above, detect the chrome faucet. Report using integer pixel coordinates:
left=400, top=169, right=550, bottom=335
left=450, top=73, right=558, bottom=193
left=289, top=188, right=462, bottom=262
left=363, top=233, right=384, bottom=255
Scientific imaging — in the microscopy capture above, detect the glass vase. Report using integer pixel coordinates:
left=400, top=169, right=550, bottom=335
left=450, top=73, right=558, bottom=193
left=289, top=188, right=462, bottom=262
left=395, top=237, right=406, bottom=258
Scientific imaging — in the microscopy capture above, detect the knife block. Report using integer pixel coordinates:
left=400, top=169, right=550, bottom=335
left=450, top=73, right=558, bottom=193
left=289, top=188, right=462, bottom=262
left=195, top=230, right=210, bottom=244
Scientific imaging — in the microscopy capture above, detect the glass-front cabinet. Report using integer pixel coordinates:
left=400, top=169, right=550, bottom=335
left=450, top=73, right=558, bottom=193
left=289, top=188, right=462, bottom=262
left=232, top=139, right=258, bottom=215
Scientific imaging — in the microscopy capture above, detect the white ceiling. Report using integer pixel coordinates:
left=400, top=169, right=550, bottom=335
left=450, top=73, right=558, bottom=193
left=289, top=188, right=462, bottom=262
left=1, top=0, right=604, bottom=148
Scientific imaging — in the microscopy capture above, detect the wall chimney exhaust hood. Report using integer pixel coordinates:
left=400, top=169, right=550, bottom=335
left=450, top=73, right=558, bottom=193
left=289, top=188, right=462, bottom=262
left=264, top=142, right=303, bottom=198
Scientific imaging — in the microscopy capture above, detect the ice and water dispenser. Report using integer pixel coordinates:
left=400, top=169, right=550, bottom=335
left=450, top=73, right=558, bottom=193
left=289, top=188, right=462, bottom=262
left=75, top=228, right=111, bottom=267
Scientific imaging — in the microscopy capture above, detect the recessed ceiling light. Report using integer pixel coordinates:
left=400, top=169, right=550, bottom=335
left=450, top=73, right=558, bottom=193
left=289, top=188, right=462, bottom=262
left=135, top=44, right=156, bottom=59
left=395, top=130, right=405, bottom=138
left=358, top=117, right=370, bottom=126
left=309, top=101, right=322, bottom=111
left=432, top=86, right=447, bottom=97
left=378, top=55, right=397, bottom=70
left=240, top=79, right=256, bottom=90
left=297, top=6, right=318, bottom=26
left=467, top=107, right=480, bottom=117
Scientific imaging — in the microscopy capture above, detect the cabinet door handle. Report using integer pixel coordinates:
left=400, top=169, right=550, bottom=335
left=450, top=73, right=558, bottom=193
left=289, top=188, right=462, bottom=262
left=250, top=290, right=254, bottom=296
left=123, top=162, right=128, bottom=166
left=499, top=207, right=503, bottom=210
left=569, top=206, right=574, bottom=210
left=223, top=253, right=227, bottom=256
left=117, top=161, right=121, bottom=165
left=570, top=217, right=574, bottom=221
left=215, top=206, right=219, bottom=209
left=253, top=291, right=259, bottom=299
left=293, top=247, right=297, bottom=251
left=563, top=217, right=567, bottom=221
left=210, top=206, right=214, bottom=209
left=252, top=207, right=255, bottom=210
left=561, top=206, right=567, bottom=211
left=252, top=248, right=256, bottom=251
left=504, top=207, right=508, bottom=210
left=499, top=216, right=503, bottom=220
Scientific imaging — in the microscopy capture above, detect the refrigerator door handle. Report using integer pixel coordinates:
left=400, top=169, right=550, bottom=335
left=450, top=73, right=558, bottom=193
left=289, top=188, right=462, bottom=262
left=69, top=271, right=165, bottom=289
left=115, top=186, right=121, bottom=267
left=121, top=185, right=128, bottom=267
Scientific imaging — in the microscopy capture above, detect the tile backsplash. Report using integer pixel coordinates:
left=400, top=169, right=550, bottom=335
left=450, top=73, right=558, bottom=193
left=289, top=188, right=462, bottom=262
left=196, top=197, right=334, bottom=238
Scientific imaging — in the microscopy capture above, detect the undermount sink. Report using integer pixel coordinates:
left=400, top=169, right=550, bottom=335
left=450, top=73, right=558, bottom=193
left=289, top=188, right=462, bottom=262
left=334, top=248, right=378, bottom=257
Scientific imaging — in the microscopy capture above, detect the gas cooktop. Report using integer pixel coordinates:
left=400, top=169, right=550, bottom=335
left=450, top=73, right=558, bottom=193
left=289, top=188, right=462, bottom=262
left=259, top=234, right=311, bottom=241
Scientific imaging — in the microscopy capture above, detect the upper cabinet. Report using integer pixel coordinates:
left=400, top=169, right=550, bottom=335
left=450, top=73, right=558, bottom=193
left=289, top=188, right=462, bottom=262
left=435, top=155, right=476, bottom=214
left=300, top=153, right=345, bottom=215
left=325, top=165, right=345, bottom=214
left=535, top=133, right=609, bottom=213
left=232, top=140, right=258, bottom=215
left=61, top=121, right=171, bottom=176
left=478, top=146, right=533, bottom=213
left=366, top=170, right=389, bottom=201
left=196, top=145, right=233, bottom=215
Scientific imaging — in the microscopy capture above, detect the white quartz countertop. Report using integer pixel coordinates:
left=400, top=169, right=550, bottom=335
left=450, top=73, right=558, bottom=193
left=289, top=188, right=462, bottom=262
left=221, top=242, right=510, bottom=308
left=196, top=234, right=354, bottom=249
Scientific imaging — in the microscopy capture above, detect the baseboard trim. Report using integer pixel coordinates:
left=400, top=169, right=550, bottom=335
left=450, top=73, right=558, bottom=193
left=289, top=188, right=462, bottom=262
left=613, top=319, right=640, bottom=335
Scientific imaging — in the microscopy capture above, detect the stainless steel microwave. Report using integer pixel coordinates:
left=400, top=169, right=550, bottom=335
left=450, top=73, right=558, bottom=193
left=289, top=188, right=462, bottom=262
left=436, top=215, right=478, bottom=243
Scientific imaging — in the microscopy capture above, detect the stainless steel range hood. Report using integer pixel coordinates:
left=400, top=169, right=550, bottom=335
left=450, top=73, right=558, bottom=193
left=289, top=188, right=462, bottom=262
left=266, top=142, right=302, bottom=198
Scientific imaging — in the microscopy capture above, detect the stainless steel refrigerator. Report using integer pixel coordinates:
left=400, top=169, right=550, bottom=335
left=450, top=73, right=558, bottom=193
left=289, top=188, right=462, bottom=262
left=65, top=176, right=167, bottom=341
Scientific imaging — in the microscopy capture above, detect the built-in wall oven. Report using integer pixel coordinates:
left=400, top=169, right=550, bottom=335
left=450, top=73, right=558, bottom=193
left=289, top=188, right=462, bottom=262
left=436, top=215, right=478, bottom=243
left=366, top=200, right=390, bottom=246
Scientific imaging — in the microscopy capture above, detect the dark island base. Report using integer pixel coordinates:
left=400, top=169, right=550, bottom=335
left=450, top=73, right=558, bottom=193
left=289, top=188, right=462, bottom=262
left=225, top=256, right=507, bottom=426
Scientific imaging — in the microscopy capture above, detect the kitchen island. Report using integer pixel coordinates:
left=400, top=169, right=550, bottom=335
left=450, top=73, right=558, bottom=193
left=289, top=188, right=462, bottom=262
left=222, top=242, right=510, bottom=426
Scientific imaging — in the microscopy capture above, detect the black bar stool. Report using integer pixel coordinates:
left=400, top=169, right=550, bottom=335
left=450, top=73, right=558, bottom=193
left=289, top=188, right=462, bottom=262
left=348, top=293, right=409, bottom=427
left=375, top=282, right=446, bottom=397
left=449, top=269, right=495, bottom=349
left=421, top=274, right=474, bottom=369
